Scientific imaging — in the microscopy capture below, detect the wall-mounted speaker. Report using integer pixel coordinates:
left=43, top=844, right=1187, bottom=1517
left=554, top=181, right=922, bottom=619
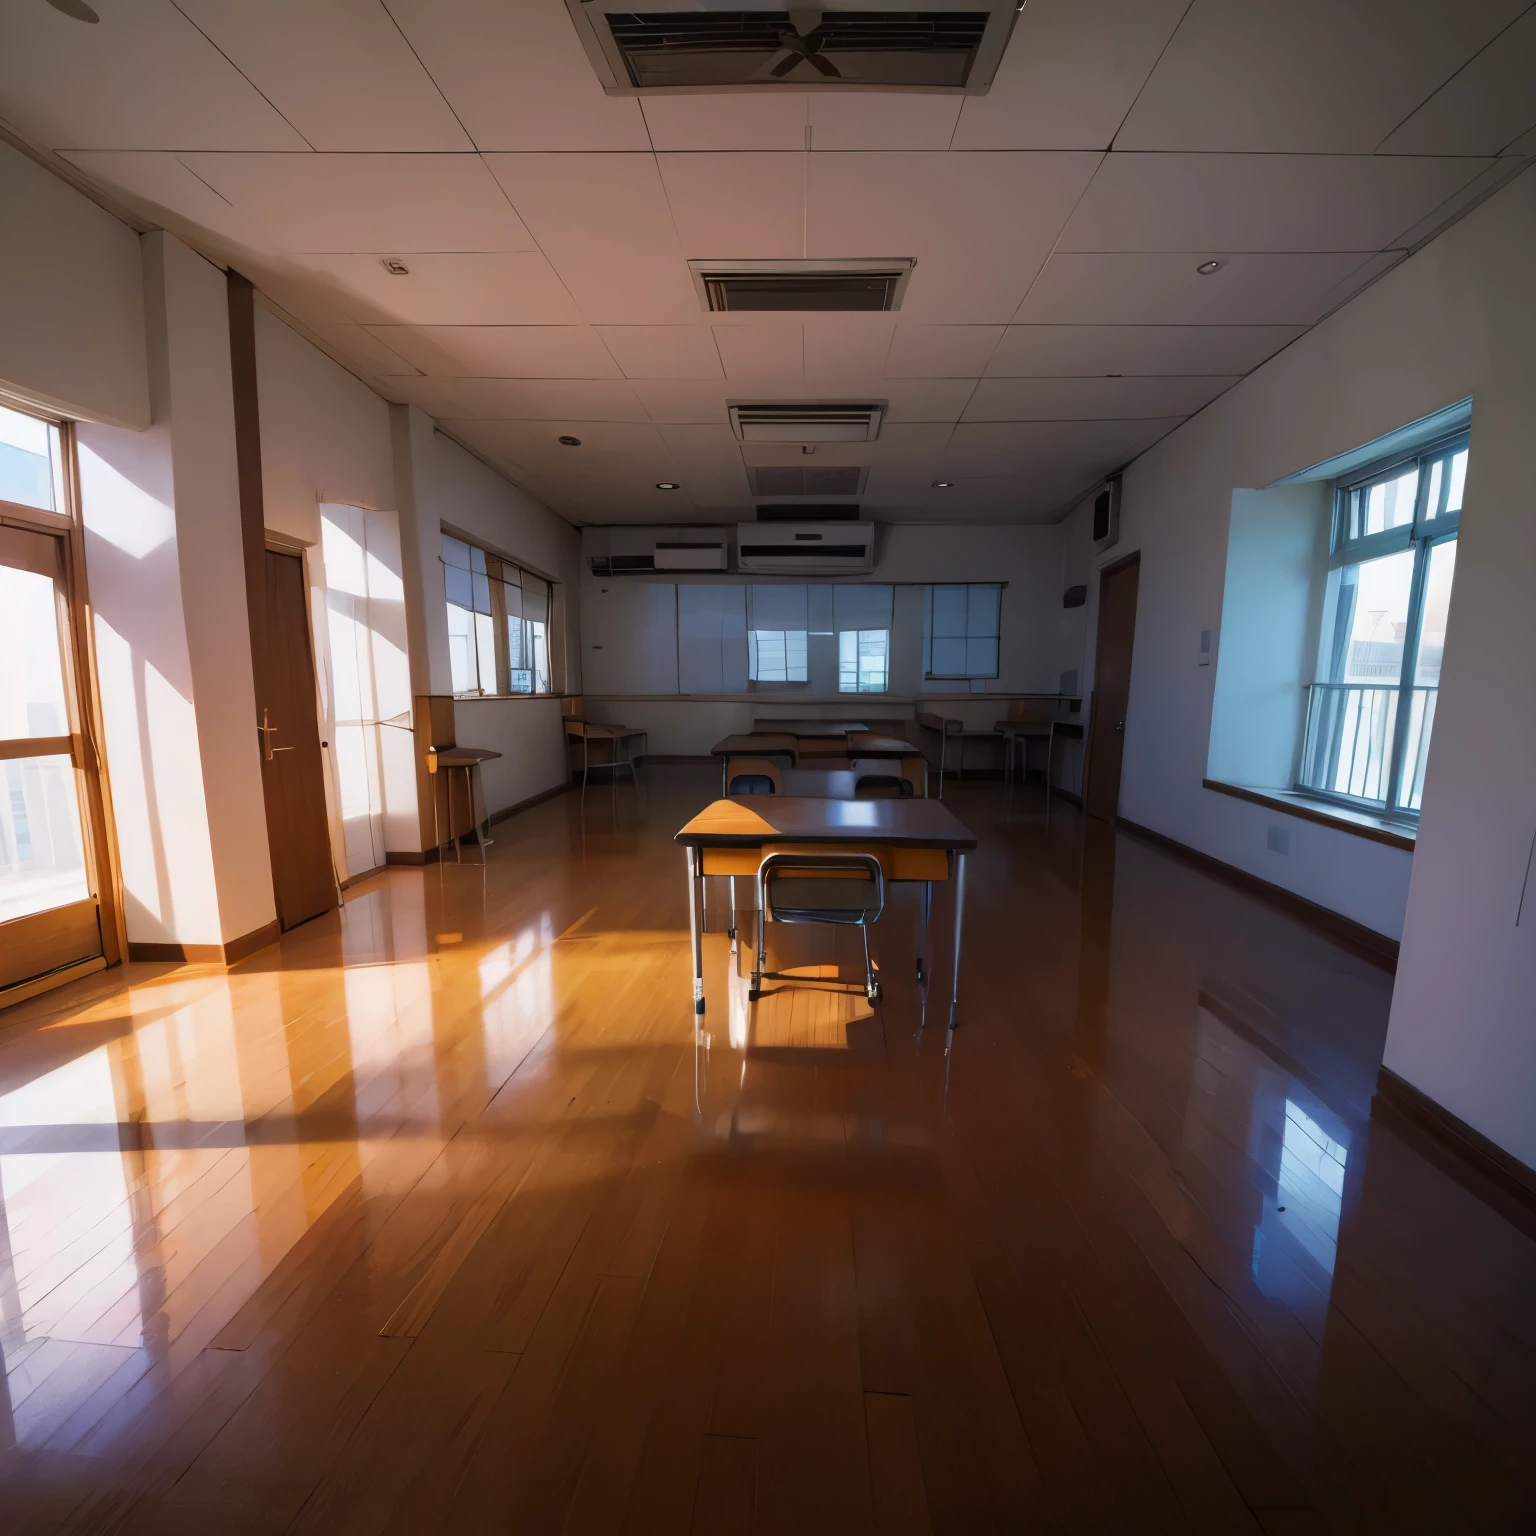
left=1063, top=584, right=1087, bottom=608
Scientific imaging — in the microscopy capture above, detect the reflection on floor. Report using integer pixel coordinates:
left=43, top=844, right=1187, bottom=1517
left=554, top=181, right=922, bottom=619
left=1, top=767, right=1533, bottom=1532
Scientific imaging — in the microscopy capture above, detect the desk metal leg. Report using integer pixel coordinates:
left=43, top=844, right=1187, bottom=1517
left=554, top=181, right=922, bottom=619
left=687, top=847, right=704, bottom=1015
left=1045, top=723, right=1055, bottom=827
left=948, top=853, right=966, bottom=1031
left=916, top=880, right=931, bottom=984
left=729, top=876, right=738, bottom=950
left=937, top=730, right=947, bottom=800
left=473, top=764, right=493, bottom=853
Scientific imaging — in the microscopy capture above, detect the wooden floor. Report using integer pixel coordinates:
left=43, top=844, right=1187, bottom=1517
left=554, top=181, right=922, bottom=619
left=1, top=768, right=1533, bottom=1534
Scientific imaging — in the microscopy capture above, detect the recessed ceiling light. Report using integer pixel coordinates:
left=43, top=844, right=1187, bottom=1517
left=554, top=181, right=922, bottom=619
left=47, top=0, right=98, bottom=21
left=380, top=258, right=410, bottom=275
left=1196, top=259, right=1223, bottom=275
left=655, top=482, right=679, bottom=490
left=932, top=481, right=954, bottom=488
left=558, top=435, right=582, bottom=446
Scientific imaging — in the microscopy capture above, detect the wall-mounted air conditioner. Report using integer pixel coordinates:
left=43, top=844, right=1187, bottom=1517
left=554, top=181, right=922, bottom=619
left=565, top=2, right=1020, bottom=97
left=736, top=521, right=875, bottom=574
left=587, top=529, right=729, bottom=575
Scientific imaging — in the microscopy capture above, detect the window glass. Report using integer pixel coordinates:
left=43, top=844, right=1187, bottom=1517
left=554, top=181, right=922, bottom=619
left=1445, top=447, right=1467, bottom=514
left=749, top=630, right=808, bottom=684
left=0, top=754, right=89, bottom=922
left=1336, top=548, right=1415, bottom=686
left=838, top=629, right=889, bottom=693
left=442, top=532, right=555, bottom=695
left=0, top=565, right=69, bottom=738
left=0, top=405, right=61, bottom=513
left=1350, top=464, right=1417, bottom=539
left=925, top=583, right=1001, bottom=678
left=1413, top=539, right=1456, bottom=690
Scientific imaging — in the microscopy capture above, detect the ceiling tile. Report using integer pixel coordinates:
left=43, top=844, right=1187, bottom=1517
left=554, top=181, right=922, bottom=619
left=363, top=326, right=623, bottom=377
left=961, top=376, right=1239, bottom=422
left=802, top=317, right=896, bottom=376
left=299, top=323, right=424, bottom=378
left=642, top=95, right=810, bottom=151
left=1117, top=0, right=1528, bottom=152
left=952, top=0, right=1190, bottom=150
left=806, top=152, right=1103, bottom=321
left=384, top=0, right=650, bottom=150
left=1060, top=153, right=1494, bottom=252
left=712, top=325, right=804, bottom=378
left=1378, top=8, right=1536, bottom=155
left=441, top=419, right=670, bottom=475
left=379, top=377, right=649, bottom=421
left=632, top=380, right=735, bottom=426
left=485, top=154, right=700, bottom=323
left=986, top=324, right=1305, bottom=377
left=807, top=94, right=962, bottom=151
left=280, top=253, right=581, bottom=326
left=0, top=0, right=308, bottom=151
left=180, top=153, right=535, bottom=253
left=884, top=327, right=1005, bottom=378
left=597, top=327, right=724, bottom=380
left=940, top=417, right=1186, bottom=481
left=176, top=0, right=471, bottom=151
left=657, top=153, right=807, bottom=259
left=1016, top=252, right=1385, bottom=326
left=62, top=150, right=268, bottom=248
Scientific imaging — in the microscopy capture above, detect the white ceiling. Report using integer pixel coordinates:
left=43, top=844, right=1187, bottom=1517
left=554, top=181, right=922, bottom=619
left=3, top=0, right=1533, bottom=525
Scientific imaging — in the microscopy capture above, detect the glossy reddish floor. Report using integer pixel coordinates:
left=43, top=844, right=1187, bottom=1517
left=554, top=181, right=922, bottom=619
left=0, top=768, right=1532, bottom=1533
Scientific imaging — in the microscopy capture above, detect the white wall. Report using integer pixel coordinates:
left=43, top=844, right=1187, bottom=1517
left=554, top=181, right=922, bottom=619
left=390, top=410, right=583, bottom=819
left=1207, top=483, right=1332, bottom=789
left=1084, top=164, right=1536, bottom=1168
left=0, top=140, right=148, bottom=429
left=578, top=521, right=1076, bottom=757
left=79, top=232, right=275, bottom=949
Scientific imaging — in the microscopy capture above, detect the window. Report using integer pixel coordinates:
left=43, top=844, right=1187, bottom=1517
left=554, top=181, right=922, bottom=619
left=0, top=405, right=64, bottom=513
left=1298, top=435, right=1464, bottom=815
left=924, top=583, right=1001, bottom=679
left=442, top=533, right=553, bottom=696
left=746, top=585, right=809, bottom=686
left=839, top=629, right=888, bottom=692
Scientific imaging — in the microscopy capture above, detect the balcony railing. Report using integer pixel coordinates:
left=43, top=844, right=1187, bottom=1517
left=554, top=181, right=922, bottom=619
left=1299, top=683, right=1438, bottom=811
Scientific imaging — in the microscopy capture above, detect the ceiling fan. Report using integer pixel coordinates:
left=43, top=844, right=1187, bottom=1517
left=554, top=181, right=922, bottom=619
left=754, top=6, right=846, bottom=80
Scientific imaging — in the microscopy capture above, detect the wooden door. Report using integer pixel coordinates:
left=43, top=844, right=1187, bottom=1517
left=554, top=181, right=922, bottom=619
left=0, top=514, right=118, bottom=1001
left=1085, top=554, right=1141, bottom=823
left=258, top=549, right=337, bottom=930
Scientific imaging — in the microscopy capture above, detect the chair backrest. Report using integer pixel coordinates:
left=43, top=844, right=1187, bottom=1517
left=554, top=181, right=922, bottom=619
left=758, top=851, right=885, bottom=923
left=854, top=774, right=909, bottom=799
left=1007, top=696, right=1057, bottom=725
left=727, top=757, right=783, bottom=796
left=561, top=696, right=585, bottom=719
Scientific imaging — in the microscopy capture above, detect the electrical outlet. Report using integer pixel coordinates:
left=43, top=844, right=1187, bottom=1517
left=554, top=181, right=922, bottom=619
left=1267, top=824, right=1290, bottom=855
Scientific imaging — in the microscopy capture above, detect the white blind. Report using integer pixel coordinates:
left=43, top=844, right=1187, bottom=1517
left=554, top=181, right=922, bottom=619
left=747, top=584, right=809, bottom=631
left=833, top=584, right=893, bottom=632
left=678, top=584, right=748, bottom=693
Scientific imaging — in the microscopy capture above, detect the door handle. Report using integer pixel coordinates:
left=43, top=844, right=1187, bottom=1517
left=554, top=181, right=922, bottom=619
left=1115, top=721, right=1124, bottom=732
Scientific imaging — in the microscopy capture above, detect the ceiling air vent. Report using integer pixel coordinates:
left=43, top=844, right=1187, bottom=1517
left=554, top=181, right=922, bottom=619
left=730, top=402, right=884, bottom=442
left=748, top=465, right=868, bottom=497
left=567, top=4, right=1017, bottom=95
left=691, top=258, right=913, bottom=312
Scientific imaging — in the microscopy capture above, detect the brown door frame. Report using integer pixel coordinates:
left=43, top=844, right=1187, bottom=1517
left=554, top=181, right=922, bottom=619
left=1083, top=550, right=1141, bottom=824
left=0, top=421, right=127, bottom=999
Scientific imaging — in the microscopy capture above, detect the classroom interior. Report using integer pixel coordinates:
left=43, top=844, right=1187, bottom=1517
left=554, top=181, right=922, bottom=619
left=2, top=2, right=1535, bottom=1530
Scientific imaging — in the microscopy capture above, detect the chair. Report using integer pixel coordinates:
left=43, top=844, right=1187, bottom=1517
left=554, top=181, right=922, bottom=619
left=914, top=710, right=999, bottom=799
left=751, top=851, right=885, bottom=1004
left=850, top=755, right=928, bottom=798
left=1003, top=697, right=1059, bottom=818
left=726, top=757, right=783, bottom=796
left=563, top=697, right=647, bottom=788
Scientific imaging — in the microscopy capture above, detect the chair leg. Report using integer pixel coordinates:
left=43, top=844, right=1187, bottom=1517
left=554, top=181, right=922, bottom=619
left=729, top=875, right=737, bottom=950
left=862, top=924, right=879, bottom=1002
left=750, top=896, right=766, bottom=1000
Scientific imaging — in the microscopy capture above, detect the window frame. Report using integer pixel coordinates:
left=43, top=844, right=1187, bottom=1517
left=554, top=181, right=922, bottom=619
left=1298, top=431, right=1466, bottom=818
left=923, top=582, right=1002, bottom=681
left=441, top=531, right=556, bottom=699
